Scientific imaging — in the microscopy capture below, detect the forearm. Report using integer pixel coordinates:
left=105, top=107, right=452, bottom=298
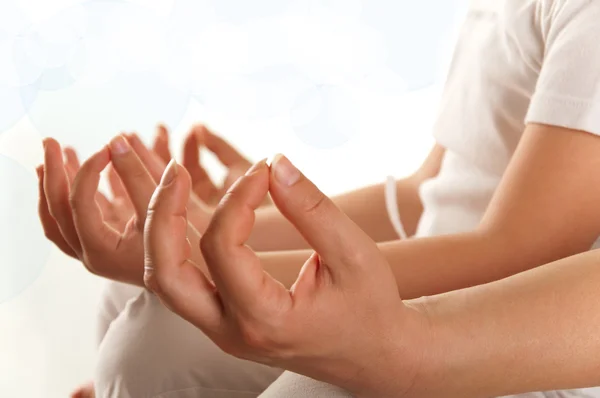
left=249, top=178, right=422, bottom=251
left=410, top=249, right=600, bottom=397
left=263, top=227, right=591, bottom=298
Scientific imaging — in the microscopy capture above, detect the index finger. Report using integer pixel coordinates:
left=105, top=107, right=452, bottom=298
left=70, top=146, right=120, bottom=251
left=200, top=160, right=274, bottom=308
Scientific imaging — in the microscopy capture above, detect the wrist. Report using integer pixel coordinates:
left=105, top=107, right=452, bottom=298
left=348, top=303, right=434, bottom=398
left=401, top=295, right=476, bottom=398
left=390, top=296, right=456, bottom=398
left=393, top=300, right=436, bottom=398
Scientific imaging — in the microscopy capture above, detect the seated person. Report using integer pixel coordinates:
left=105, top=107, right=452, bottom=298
left=39, top=0, right=600, bottom=396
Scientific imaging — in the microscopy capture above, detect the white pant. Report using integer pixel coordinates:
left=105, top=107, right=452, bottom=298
left=94, top=282, right=352, bottom=398
left=94, top=282, right=596, bottom=398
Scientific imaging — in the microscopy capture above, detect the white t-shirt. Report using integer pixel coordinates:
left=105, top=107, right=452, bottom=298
left=416, top=0, right=600, bottom=238
left=387, top=0, right=600, bottom=396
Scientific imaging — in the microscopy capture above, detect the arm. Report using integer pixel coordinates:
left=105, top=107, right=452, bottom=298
left=145, top=147, right=600, bottom=398
left=248, top=144, right=445, bottom=251
left=409, top=248, right=600, bottom=397
left=261, top=124, right=600, bottom=297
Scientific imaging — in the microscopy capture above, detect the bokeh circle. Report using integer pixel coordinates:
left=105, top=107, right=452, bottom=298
left=0, top=156, right=51, bottom=303
left=290, top=84, right=359, bottom=149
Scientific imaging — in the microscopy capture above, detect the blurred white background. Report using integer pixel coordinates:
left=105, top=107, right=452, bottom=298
left=0, top=0, right=466, bottom=396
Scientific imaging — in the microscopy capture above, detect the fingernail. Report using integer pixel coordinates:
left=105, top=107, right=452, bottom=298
left=109, top=135, right=130, bottom=155
left=270, top=154, right=301, bottom=186
left=161, top=159, right=178, bottom=186
left=245, top=158, right=268, bottom=176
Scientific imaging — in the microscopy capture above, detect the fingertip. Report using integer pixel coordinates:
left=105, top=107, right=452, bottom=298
left=269, top=154, right=301, bottom=187
left=109, top=134, right=131, bottom=156
left=194, top=123, right=207, bottom=135
left=183, top=128, right=199, bottom=147
left=265, top=153, right=279, bottom=168
left=149, top=160, right=190, bottom=210
left=160, top=159, right=178, bottom=187
left=63, top=147, right=80, bottom=168
left=42, top=137, right=59, bottom=150
left=125, top=132, right=144, bottom=151
left=157, top=124, right=169, bottom=138
left=43, top=138, right=62, bottom=162
left=245, top=158, right=269, bottom=177
left=63, top=146, right=74, bottom=158
left=78, top=146, right=110, bottom=178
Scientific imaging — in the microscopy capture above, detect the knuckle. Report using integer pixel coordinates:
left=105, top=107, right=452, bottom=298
left=301, top=189, right=327, bottom=215
left=143, top=269, right=161, bottom=293
left=143, top=263, right=171, bottom=296
left=199, top=232, right=219, bottom=259
left=347, top=247, right=369, bottom=267
left=47, top=200, right=63, bottom=220
left=238, top=321, right=269, bottom=350
left=68, top=190, right=81, bottom=210
left=341, top=242, right=378, bottom=271
left=130, top=166, right=148, bottom=181
left=119, top=166, right=148, bottom=184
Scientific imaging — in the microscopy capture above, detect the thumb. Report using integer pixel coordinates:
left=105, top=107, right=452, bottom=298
left=268, top=154, right=381, bottom=272
left=144, top=160, right=221, bottom=330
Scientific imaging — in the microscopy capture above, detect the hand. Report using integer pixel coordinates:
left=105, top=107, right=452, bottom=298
left=38, top=135, right=204, bottom=285
left=144, top=155, right=429, bottom=397
left=122, top=131, right=214, bottom=233
left=40, top=128, right=172, bottom=245
left=183, top=124, right=270, bottom=206
left=125, top=124, right=264, bottom=232
left=63, top=146, right=133, bottom=233
left=37, top=142, right=134, bottom=259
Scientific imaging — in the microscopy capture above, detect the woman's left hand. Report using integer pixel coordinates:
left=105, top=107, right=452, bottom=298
left=143, top=155, right=430, bottom=397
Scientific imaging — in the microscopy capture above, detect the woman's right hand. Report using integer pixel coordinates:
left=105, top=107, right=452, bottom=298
left=38, top=135, right=206, bottom=285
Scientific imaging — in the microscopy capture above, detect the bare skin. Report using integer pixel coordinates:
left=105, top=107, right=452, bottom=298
left=39, top=125, right=252, bottom=396
left=42, top=122, right=600, bottom=296
left=41, top=122, right=600, bottom=396
left=145, top=154, right=600, bottom=397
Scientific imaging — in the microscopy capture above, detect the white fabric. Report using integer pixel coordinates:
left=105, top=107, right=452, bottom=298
left=95, top=288, right=283, bottom=398
left=413, top=0, right=600, bottom=239
left=258, top=372, right=353, bottom=398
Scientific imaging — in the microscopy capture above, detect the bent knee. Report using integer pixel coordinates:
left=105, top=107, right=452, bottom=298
left=96, top=291, right=282, bottom=398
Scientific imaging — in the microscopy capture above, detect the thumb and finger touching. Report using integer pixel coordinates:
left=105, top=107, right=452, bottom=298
left=267, top=155, right=381, bottom=283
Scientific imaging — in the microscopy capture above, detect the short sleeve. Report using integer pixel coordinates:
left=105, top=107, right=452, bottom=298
left=525, top=0, right=600, bottom=135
